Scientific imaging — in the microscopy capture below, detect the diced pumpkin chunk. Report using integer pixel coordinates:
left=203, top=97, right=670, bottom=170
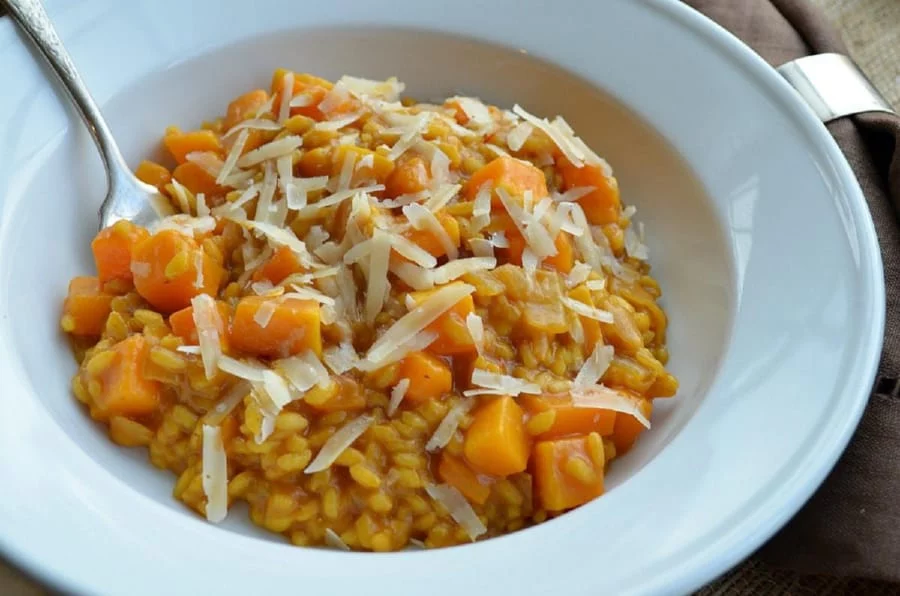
left=251, top=245, right=303, bottom=285
left=463, top=156, right=548, bottom=207
left=402, top=212, right=460, bottom=259
left=91, top=220, right=150, bottom=285
left=163, top=129, right=223, bottom=164
left=224, top=89, right=270, bottom=130
left=611, top=397, right=652, bottom=455
left=332, top=146, right=394, bottom=186
left=61, top=276, right=113, bottom=336
left=385, top=156, right=430, bottom=198
left=134, top=160, right=171, bottom=190
left=168, top=300, right=232, bottom=347
left=231, top=296, right=322, bottom=358
left=93, top=335, right=161, bottom=418
left=397, top=351, right=452, bottom=403
left=533, top=435, right=605, bottom=511
left=172, top=161, right=226, bottom=197
left=409, top=285, right=475, bottom=355
left=438, top=452, right=491, bottom=505
left=520, top=394, right=616, bottom=438
left=557, top=158, right=621, bottom=225
left=464, top=396, right=530, bottom=476
left=131, top=230, right=224, bottom=313
left=298, top=147, right=332, bottom=178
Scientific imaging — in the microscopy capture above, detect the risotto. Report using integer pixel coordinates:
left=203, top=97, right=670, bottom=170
left=60, top=71, right=678, bottom=551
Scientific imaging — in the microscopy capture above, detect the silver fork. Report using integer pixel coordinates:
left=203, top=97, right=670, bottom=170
left=4, top=0, right=164, bottom=230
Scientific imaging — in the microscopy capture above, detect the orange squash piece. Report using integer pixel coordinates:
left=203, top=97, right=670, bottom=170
left=131, top=230, right=224, bottom=313
left=557, top=158, right=621, bottom=225
left=94, top=335, right=161, bottom=418
left=168, top=300, right=232, bottom=347
left=463, top=156, right=549, bottom=207
left=306, top=375, right=366, bottom=413
left=332, top=146, right=394, bottom=186
left=464, top=396, right=530, bottom=476
left=172, top=161, right=227, bottom=197
left=438, top=452, right=491, bottom=505
left=224, top=89, right=270, bottom=130
left=408, top=285, right=475, bottom=355
left=251, top=246, right=303, bottom=285
left=397, top=351, right=452, bottom=403
left=163, top=129, right=223, bottom=164
left=402, top=212, right=460, bottom=259
left=134, top=160, right=171, bottom=190
left=384, top=156, right=430, bottom=198
left=533, top=435, right=604, bottom=511
left=91, top=220, right=150, bottom=285
left=231, top=296, right=322, bottom=358
left=298, top=147, right=332, bottom=178
left=611, top=397, right=652, bottom=455
left=61, top=276, right=113, bottom=336
left=520, top=394, right=616, bottom=438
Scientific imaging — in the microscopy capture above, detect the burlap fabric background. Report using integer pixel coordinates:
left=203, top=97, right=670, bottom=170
left=1, top=1, right=898, bottom=593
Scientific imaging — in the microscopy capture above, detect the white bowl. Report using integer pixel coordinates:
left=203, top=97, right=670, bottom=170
left=0, top=0, right=883, bottom=594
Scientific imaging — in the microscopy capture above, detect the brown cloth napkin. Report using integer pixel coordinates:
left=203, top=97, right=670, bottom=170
left=683, top=0, right=900, bottom=591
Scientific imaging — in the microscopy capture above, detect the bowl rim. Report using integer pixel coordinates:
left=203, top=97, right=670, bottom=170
left=0, top=0, right=884, bottom=594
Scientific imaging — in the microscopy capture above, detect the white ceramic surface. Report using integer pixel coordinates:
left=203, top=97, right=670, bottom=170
left=0, top=0, right=883, bottom=595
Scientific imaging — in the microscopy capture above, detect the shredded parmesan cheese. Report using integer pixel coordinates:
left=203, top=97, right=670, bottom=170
left=403, top=203, right=458, bottom=260
left=470, top=369, right=541, bottom=396
left=323, top=342, right=359, bottom=374
left=204, top=381, right=250, bottom=426
left=562, top=297, right=615, bottom=323
left=278, top=351, right=332, bottom=394
left=324, top=528, right=351, bottom=551
left=624, top=224, right=649, bottom=260
left=218, top=355, right=268, bottom=382
left=237, top=135, right=303, bottom=169
left=466, top=312, right=485, bottom=357
left=570, top=385, right=652, bottom=428
left=425, top=399, right=474, bottom=451
left=365, top=230, right=392, bottom=324
left=425, top=483, right=486, bottom=540
left=506, top=121, right=533, bottom=151
left=573, top=344, right=615, bottom=389
left=217, top=129, right=249, bottom=184
left=365, top=284, right=474, bottom=365
left=223, top=118, right=282, bottom=138
left=278, top=71, right=294, bottom=122
left=201, top=425, right=228, bottom=523
left=387, top=378, right=411, bottom=417
left=431, top=257, right=496, bottom=285
left=191, top=294, right=222, bottom=380
left=295, top=186, right=383, bottom=220
left=566, top=261, right=593, bottom=288
left=512, top=104, right=585, bottom=167
left=390, top=234, right=439, bottom=269
left=252, top=299, right=277, bottom=328
left=305, top=415, right=374, bottom=473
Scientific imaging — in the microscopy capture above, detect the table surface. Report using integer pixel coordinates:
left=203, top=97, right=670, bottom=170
left=2, top=1, right=899, bottom=594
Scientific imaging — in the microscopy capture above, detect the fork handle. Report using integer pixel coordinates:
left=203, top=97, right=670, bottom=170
left=3, top=0, right=130, bottom=180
